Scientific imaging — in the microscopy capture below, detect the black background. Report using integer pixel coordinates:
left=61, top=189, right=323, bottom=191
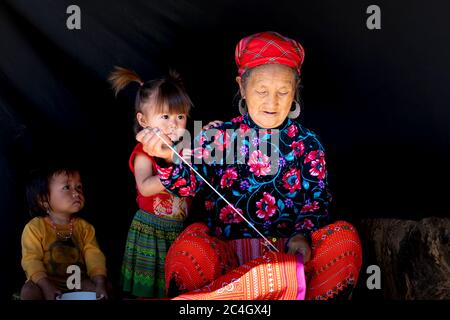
left=1, top=0, right=449, bottom=300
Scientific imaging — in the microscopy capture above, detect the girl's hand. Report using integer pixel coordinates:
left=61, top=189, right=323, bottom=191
left=37, top=277, right=61, bottom=300
left=202, top=120, right=223, bottom=130
left=136, top=127, right=173, bottom=163
left=287, top=234, right=312, bottom=263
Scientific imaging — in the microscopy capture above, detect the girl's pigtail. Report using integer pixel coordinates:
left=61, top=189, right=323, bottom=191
left=167, top=69, right=185, bottom=89
left=108, top=66, right=144, bottom=96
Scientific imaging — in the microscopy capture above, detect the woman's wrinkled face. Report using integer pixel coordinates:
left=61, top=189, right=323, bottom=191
left=237, top=64, right=296, bottom=129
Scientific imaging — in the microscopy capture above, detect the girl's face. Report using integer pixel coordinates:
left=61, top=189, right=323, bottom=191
left=47, top=172, right=85, bottom=216
left=138, top=104, right=187, bottom=142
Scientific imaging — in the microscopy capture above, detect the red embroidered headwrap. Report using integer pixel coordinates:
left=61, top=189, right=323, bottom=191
left=235, top=31, right=305, bottom=77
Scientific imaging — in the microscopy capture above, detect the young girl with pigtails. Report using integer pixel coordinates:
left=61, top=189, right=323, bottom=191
left=109, top=67, right=220, bottom=298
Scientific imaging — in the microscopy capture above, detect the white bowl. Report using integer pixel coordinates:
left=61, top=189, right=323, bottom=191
left=56, top=291, right=97, bottom=300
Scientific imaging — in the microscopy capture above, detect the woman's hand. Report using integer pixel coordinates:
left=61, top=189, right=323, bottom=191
left=136, top=127, right=174, bottom=163
left=202, top=120, right=223, bottom=130
left=287, top=234, right=312, bottom=263
left=36, top=277, right=61, bottom=300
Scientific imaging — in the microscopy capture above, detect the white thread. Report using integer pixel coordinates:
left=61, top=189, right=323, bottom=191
left=152, top=129, right=279, bottom=252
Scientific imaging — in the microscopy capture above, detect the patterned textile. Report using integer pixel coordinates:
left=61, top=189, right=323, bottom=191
left=304, top=221, right=362, bottom=300
left=165, top=223, right=239, bottom=295
left=157, top=113, right=331, bottom=241
left=173, top=251, right=305, bottom=300
left=165, top=221, right=361, bottom=300
left=235, top=31, right=305, bottom=76
left=121, top=210, right=185, bottom=298
left=228, top=238, right=288, bottom=265
left=129, top=143, right=191, bottom=219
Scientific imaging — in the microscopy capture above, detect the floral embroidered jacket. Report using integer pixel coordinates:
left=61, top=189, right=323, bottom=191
left=157, top=113, right=331, bottom=241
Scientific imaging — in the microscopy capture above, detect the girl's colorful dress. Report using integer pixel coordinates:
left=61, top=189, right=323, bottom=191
left=121, top=143, right=191, bottom=298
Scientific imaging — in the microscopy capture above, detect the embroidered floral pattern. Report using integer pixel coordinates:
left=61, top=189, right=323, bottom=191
left=256, top=192, right=277, bottom=220
left=282, top=168, right=302, bottom=193
left=248, top=150, right=271, bottom=177
left=304, top=150, right=326, bottom=180
left=157, top=113, right=331, bottom=240
left=220, top=168, right=238, bottom=188
left=291, top=140, right=305, bottom=157
left=220, top=206, right=244, bottom=224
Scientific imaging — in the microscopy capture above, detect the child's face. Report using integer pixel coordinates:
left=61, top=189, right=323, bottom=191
left=47, top=172, right=85, bottom=215
left=139, top=104, right=187, bottom=142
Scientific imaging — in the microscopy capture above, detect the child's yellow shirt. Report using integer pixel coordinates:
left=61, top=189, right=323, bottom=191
left=21, top=216, right=107, bottom=287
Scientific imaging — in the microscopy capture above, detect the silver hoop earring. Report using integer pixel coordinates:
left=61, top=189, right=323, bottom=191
left=288, top=101, right=301, bottom=119
left=238, top=98, right=247, bottom=116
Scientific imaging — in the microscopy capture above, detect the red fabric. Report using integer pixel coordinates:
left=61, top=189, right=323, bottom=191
left=173, top=251, right=305, bottom=300
left=165, top=221, right=362, bottom=300
left=165, top=223, right=239, bottom=294
left=235, top=31, right=305, bottom=76
left=304, top=221, right=362, bottom=300
left=228, top=238, right=288, bottom=265
left=129, top=143, right=176, bottom=214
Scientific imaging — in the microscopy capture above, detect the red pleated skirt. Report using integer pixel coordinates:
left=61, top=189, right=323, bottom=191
left=165, top=221, right=362, bottom=300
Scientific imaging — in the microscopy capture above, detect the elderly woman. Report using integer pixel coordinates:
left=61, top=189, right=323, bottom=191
left=138, top=31, right=362, bottom=300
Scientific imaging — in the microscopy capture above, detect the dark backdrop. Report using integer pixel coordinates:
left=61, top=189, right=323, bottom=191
left=1, top=0, right=449, bottom=299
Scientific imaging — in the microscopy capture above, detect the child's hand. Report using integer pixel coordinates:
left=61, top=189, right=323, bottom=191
left=287, top=234, right=312, bottom=263
left=202, top=120, right=223, bottom=130
left=92, top=275, right=108, bottom=300
left=36, top=277, right=61, bottom=300
left=95, top=283, right=108, bottom=300
left=136, top=127, right=173, bottom=163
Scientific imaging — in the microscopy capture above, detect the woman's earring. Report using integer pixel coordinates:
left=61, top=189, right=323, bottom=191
left=238, top=98, right=247, bottom=116
left=288, top=101, right=301, bottom=119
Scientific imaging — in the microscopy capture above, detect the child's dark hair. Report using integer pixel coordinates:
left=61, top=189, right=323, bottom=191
left=108, top=67, right=192, bottom=134
left=26, top=166, right=80, bottom=217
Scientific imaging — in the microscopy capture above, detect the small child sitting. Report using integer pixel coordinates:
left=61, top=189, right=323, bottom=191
left=20, top=166, right=109, bottom=300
